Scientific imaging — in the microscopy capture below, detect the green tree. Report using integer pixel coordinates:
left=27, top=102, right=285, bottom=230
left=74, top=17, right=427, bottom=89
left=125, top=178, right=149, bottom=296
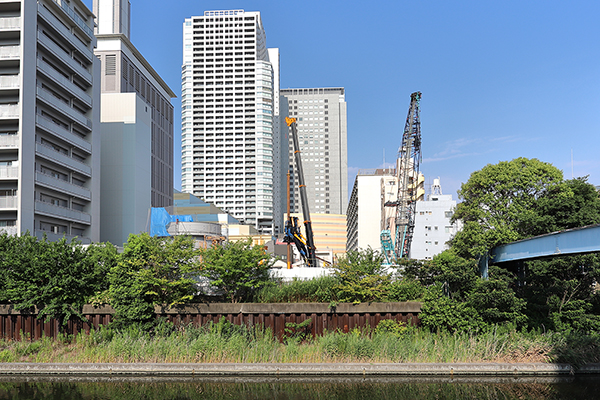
left=0, top=233, right=115, bottom=325
left=199, top=238, right=272, bottom=303
left=414, top=251, right=526, bottom=330
left=108, top=233, right=200, bottom=326
left=333, top=248, right=390, bottom=303
left=519, top=177, right=600, bottom=236
left=467, top=265, right=527, bottom=327
left=523, top=254, right=600, bottom=332
left=450, top=157, right=563, bottom=258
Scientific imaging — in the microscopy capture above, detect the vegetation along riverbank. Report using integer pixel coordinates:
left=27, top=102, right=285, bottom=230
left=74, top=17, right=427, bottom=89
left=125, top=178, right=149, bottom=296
left=2, top=158, right=600, bottom=366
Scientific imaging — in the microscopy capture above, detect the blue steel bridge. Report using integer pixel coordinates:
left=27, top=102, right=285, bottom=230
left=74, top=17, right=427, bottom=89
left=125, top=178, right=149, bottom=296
left=480, top=224, right=600, bottom=277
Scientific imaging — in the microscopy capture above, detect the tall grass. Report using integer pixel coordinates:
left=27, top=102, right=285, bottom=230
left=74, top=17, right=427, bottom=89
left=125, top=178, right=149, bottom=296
left=2, top=319, right=593, bottom=365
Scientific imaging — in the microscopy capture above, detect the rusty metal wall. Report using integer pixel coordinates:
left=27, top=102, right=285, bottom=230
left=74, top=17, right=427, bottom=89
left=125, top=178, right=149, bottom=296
left=0, top=303, right=420, bottom=341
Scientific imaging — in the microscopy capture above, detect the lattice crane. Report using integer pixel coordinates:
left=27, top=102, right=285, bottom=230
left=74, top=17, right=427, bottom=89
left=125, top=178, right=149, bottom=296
left=382, top=92, right=423, bottom=261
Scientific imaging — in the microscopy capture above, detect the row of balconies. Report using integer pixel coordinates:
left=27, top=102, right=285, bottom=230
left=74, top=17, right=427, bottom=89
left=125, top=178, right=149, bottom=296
left=37, top=30, right=92, bottom=84
left=0, top=165, right=90, bottom=202
left=34, top=200, right=90, bottom=225
left=37, top=58, right=92, bottom=107
left=35, top=142, right=91, bottom=176
left=37, top=3, right=92, bottom=63
left=36, top=114, right=92, bottom=153
left=36, top=86, right=92, bottom=130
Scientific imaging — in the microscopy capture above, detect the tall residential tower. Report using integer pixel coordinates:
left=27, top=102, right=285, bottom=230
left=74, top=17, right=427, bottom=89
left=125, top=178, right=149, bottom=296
left=281, top=88, right=348, bottom=219
left=181, top=10, right=283, bottom=234
left=0, top=0, right=100, bottom=242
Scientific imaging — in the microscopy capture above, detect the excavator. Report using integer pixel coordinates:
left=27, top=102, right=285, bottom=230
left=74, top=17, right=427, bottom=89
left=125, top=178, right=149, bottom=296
left=282, top=117, right=318, bottom=267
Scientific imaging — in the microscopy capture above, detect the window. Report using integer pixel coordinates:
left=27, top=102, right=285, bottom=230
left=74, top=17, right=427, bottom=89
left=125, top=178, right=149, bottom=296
left=445, top=211, right=453, bottom=218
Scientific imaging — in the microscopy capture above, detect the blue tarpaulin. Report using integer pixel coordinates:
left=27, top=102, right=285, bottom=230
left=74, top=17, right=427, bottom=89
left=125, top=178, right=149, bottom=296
left=150, top=208, right=193, bottom=237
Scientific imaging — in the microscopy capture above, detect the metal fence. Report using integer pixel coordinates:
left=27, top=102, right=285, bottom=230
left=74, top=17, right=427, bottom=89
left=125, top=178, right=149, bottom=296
left=0, top=302, right=421, bottom=341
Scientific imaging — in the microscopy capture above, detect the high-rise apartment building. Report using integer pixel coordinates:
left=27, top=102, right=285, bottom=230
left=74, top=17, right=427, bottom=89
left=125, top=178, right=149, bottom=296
left=281, top=88, right=347, bottom=219
left=93, top=0, right=175, bottom=245
left=0, top=0, right=101, bottom=242
left=181, top=10, right=283, bottom=234
left=93, top=0, right=175, bottom=210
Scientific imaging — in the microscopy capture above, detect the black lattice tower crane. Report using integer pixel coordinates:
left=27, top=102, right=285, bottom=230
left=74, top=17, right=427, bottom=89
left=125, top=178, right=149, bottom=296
left=391, top=92, right=422, bottom=259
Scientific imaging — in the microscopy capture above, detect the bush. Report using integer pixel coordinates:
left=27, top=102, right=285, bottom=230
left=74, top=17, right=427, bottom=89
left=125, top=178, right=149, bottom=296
left=254, top=276, right=338, bottom=303
left=419, top=285, right=486, bottom=333
left=200, top=238, right=272, bottom=303
left=333, top=248, right=390, bottom=303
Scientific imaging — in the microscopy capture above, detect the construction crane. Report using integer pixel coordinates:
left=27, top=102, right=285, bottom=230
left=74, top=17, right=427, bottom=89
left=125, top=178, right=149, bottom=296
left=283, top=117, right=317, bottom=267
left=382, top=91, right=423, bottom=261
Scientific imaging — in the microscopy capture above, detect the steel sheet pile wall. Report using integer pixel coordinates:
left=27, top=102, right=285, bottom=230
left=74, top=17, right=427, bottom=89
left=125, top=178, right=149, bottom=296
left=0, top=303, right=421, bottom=341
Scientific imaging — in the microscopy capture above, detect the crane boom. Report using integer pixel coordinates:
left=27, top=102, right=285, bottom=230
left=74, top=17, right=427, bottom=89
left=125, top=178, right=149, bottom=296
left=283, top=117, right=317, bottom=267
left=382, top=92, right=422, bottom=261
left=395, top=91, right=422, bottom=258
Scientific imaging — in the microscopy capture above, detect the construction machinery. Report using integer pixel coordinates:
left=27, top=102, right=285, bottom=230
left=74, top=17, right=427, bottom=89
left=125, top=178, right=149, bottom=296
left=382, top=92, right=423, bottom=262
left=283, top=117, right=317, bottom=267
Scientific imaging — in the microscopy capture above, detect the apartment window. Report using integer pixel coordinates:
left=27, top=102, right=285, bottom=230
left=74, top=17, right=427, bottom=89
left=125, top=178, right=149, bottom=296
left=445, top=211, right=453, bottom=218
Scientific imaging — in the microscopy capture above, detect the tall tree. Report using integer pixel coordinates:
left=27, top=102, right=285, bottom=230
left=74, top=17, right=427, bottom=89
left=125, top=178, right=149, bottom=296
left=450, top=157, right=563, bottom=258
left=519, top=177, right=600, bottom=236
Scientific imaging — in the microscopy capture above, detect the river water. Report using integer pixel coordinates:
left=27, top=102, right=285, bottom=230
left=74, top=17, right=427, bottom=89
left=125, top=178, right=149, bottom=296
left=1, top=375, right=600, bottom=399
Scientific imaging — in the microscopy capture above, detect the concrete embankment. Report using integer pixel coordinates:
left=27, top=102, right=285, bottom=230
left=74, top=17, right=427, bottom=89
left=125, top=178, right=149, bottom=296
left=2, top=363, right=600, bottom=376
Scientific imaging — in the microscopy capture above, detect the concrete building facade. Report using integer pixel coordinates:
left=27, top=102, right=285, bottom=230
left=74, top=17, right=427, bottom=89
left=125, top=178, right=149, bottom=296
left=280, top=88, right=347, bottom=221
left=181, top=10, right=283, bottom=234
left=346, top=169, right=397, bottom=252
left=0, top=0, right=101, bottom=243
left=93, top=0, right=175, bottom=209
left=410, top=179, right=461, bottom=260
left=93, top=0, right=176, bottom=245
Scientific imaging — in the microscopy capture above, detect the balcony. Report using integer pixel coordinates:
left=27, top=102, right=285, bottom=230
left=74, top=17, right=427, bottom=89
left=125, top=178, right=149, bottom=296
left=36, top=87, right=92, bottom=130
left=34, top=200, right=91, bottom=225
left=37, top=4, right=91, bottom=62
left=0, top=45, right=19, bottom=60
left=35, top=172, right=90, bottom=201
left=49, top=0, right=93, bottom=40
left=35, top=143, right=91, bottom=176
left=36, top=115, right=91, bottom=153
left=0, top=166, right=17, bottom=179
left=0, top=195, right=17, bottom=209
left=34, top=230, right=91, bottom=244
left=0, top=75, right=18, bottom=91
left=36, top=32, right=92, bottom=84
left=0, top=134, right=18, bottom=148
left=0, top=17, right=20, bottom=31
left=37, top=60, right=91, bottom=106
left=0, top=104, right=19, bottom=119
left=0, top=226, right=17, bottom=236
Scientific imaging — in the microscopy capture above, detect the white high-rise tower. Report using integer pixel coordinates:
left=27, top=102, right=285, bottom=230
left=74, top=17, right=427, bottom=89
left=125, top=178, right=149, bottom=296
left=182, top=10, right=282, bottom=234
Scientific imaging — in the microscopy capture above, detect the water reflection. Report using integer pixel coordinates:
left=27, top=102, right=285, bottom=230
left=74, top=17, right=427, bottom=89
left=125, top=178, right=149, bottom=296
left=1, top=375, right=600, bottom=399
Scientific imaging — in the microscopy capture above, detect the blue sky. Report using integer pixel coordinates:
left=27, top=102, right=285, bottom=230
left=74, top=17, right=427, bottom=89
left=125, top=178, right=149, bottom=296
left=82, top=0, right=600, bottom=200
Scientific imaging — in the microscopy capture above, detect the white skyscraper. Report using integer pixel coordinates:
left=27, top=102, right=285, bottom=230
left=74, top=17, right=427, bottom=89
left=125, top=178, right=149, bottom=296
left=181, top=10, right=283, bottom=234
left=0, top=0, right=101, bottom=243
